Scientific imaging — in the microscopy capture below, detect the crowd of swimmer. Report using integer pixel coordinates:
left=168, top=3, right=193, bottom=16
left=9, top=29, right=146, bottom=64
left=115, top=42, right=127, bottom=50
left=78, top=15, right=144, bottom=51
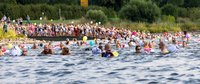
left=0, top=30, right=190, bottom=57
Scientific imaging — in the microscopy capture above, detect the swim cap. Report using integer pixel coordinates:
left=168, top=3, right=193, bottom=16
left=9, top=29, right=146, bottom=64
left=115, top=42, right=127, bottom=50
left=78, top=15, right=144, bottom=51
left=167, top=44, right=178, bottom=53
left=92, top=47, right=101, bottom=54
left=186, top=34, right=190, bottom=38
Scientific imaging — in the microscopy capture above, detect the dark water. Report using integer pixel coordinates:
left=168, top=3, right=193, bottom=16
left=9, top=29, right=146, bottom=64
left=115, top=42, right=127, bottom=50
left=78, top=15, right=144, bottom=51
left=0, top=40, right=200, bottom=84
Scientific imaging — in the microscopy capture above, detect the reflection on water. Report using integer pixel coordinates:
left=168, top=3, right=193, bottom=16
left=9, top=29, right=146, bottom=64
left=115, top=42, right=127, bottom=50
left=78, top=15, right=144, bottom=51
left=0, top=39, right=200, bottom=84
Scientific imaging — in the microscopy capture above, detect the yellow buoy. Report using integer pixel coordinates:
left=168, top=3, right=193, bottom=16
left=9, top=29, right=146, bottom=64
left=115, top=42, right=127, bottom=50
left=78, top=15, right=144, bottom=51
left=83, top=36, right=87, bottom=42
left=112, top=51, right=119, bottom=57
left=8, top=44, right=13, bottom=49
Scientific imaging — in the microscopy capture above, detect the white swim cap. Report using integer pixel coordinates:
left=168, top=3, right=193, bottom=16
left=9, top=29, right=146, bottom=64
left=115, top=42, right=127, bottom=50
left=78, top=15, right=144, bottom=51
left=92, top=47, right=101, bottom=54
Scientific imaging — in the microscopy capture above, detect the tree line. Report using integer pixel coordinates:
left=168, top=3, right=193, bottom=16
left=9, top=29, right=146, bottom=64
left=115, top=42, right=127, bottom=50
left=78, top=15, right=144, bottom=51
left=0, top=0, right=200, bottom=23
left=1, top=0, right=200, bottom=8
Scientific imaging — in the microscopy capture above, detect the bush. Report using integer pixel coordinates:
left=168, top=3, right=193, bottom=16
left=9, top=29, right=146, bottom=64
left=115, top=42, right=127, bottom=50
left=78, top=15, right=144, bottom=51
left=119, top=0, right=161, bottom=23
left=0, top=28, right=17, bottom=39
left=161, top=15, right=175, bottom=23
left=176, top=17, right=191, bottom=23
left=86, top=10, right=108, bottom=24
left=89, top=6, right=117, bottom=18
left=181, top=22, right=199, bottom=31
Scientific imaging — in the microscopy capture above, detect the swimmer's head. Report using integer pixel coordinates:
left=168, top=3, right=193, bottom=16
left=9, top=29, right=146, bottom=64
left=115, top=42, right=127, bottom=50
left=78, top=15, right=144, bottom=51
left=39, top=43, right=43, bottom=47
left=184, top=31, right=187, bottom=35
left=66, top=38, right=69, bottom=41
left=62, top=47, right=70, bottom=55
left=44, top=45, right=49, bottom=50
left=172, top=39, right=177, bottom=44
left=104, top=44, right=111, bottom=51
left=135, top=45, right=141, bottom=53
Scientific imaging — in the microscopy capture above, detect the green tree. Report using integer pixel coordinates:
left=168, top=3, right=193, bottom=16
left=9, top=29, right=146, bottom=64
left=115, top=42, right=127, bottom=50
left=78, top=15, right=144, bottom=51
left=152, top=0, right=184, bottom=7
left=168, top=0, right=184, bottom=6
left=0, top=0, right=17, bottom=4
left=119, top=0, right=160, bottom=23
left=161, top=15, right=175, bottom=23
left=86, top=10, right=108, bottom=24
left=90, top=0, right=115, bottom=8
left=49, top=0, right=79, bottom=5
left=16, top=0, right=49, bottom=4
left=184, top=0, right=200, bottom=7
left=162, top=4, right=178, bottom=18
left=177, top=7, right=188, bottom=17
left=89, top=6, right=117, bottom=18
left=188, top=8, right=200, bottom=21
left=89, top=0, right=130, bottom=11
left=151, top=0, right=168, bottom=7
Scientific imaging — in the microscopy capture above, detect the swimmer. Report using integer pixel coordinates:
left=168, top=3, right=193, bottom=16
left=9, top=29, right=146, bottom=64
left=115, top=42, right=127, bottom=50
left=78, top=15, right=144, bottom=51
left=48, top=42, right=53, bottom=49
left=135, top=45, right=142, bottom=53
left=183, top=31, right=190, bottom=43
left=183, top=41, right=187, bottom=48
left=116, top=41, right=121, bottom=49
left=114, top=39, right=117, bottom=44
left=95, top=38, right=98, bottom=44
left=159, top=41, right=169, bottom=54
left=31, top=43, right=37, bottom=49
left=10, top=46, right=22, bottom=56
left=41, top=45, right=53, bottom=55
left=59, top=42, right=64, bottom=49
left=61, top=47, right=70, bottom=55
left=21, top=48, right=28, bottom=56
left=102, top=44, right=114, bottom=58
left=167, top=38, right=179, bottom=53
left=144, top=42, right=151, bottom=52
left=39, top=43, right=44, bottom=47
left=76, top=41, right=80, bottom=46
left=73, top=38, right=78, bottom=43
left=0, top=46, right=4, bottom=56
left=98, top=43, right=103, bottom=51
left=128, top=40, right=134, bottom=47
left=66, top=39, right=70, bottom=45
